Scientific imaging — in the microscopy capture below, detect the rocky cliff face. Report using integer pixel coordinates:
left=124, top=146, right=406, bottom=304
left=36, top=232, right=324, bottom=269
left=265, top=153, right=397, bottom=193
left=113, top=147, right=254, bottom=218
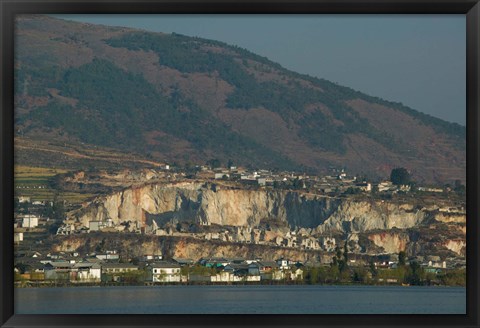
left=70, top=181, right=465, bottom=235
left=316, top=201, right=427, bottom=234
left=53, top=234, right=332, bottom=263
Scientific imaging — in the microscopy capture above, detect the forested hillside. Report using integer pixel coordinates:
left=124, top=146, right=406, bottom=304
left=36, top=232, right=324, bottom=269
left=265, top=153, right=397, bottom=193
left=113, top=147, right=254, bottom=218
left=14, top=15, right=465, bottom=183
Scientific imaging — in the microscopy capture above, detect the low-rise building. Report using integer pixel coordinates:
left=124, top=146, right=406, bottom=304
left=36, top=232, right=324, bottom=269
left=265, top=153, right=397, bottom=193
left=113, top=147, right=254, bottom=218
left=96, top=251, right=120, bottom=261
left=253, top=261, right=282, bottom=280
left=18, top=196, right=30, bottom=203
left=14, top=232, right=23, bottom=243
left=71, top=262, right=101, bottom=282
left=149, top=262, right=181, bottom=282
left=101, top=263, right=138, bottom=274
left=44, top=261, right=73, bottom=281
left=173, top=258, right=194, bottom=266
left=22, top=215, right=39, bottom=228
left=101, top=263, right=139, bottom=282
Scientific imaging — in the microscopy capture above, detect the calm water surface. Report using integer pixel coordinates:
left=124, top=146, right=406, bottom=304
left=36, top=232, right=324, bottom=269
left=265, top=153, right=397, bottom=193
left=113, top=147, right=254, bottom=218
left=15, top=285, right=466, bottom=314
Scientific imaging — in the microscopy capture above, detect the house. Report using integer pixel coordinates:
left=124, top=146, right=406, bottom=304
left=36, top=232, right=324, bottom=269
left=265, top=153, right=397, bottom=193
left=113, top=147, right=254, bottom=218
left=211, top=270, right=261, bottom=283
left=248, top=263, right=261, bottom=276
left=22, top=215, right=39, bottom=228
left=257, top=178, right=267, bottom=186
left=428, top=260, right=447, bottom=269
left=276, top=258, right=291, bottom=270
left=142, top=254, right=163, bottom=262
left=44, top=261, right=73, bottom=281
left=377, top=181, right=394, bottom=192
left=149, top=262, right=181, bottom=282
left=173, top=258, right=194, bottom=266
left=89, top=220, right=114, bottom=232
left=355, top=182, right=372, bottom=192
left=101, top=263, right=139, bottom=282
left=290, top=262, right=304, bottom=281
left=210, top=271, right=235, bottom=282
left=101, top=263, right=138, bottom=274
left=89, top=221, right=102, bottom=232
left=223, top=263, right=250, bottom=276
left=14, top=232, right=23, bottom=243
left=200, top=257, right=230, bottom=268
left=215, top=173, right=229, bottom=179
left=18, top=196, right=30, bottom=203
left=254, top=261, right=282, bottom=280
left=96, top=251, right=120, bottom=261
left=71, top=262, right=101, bottom=282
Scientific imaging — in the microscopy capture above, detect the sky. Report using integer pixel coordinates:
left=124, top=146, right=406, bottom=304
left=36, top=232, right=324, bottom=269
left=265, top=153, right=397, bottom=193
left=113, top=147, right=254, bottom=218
left=54, top=14, right=466, bottom=125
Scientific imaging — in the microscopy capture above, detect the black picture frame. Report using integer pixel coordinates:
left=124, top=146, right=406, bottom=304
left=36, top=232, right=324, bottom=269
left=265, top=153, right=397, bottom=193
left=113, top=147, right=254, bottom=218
left=1, top=0, right=479, bottom=327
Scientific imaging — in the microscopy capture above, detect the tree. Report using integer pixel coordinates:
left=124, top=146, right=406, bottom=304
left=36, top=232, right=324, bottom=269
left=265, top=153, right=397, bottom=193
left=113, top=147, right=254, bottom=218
left=292, top=178, right=303, bottom=189
left=406, top=261, right=424, bottom=285
left=398, top=251, right=407, bottom=267
left=390, top=167, right=410, bottom=186
left=343, top=241, right=349, bottom=266
left=206, top=158, right=221, bottom=169
left=369, top=260, right=378, bottom=279
left=454, top=179, right=466, bottom=196
left=352, top=267, right=369, bottom=283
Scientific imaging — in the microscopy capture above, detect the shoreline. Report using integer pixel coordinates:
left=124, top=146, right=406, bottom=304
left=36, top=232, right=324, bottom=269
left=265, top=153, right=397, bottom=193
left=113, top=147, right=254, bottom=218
left=14, top=281, right=466, bottom=288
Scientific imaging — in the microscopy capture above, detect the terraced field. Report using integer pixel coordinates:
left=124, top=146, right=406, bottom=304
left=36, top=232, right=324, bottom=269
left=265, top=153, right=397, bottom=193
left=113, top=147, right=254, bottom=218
left=14, top=165, right=95, bottom=203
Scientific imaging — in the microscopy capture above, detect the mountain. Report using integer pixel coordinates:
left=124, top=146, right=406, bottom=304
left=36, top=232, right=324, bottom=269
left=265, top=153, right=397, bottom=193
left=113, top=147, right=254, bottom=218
left=14, top=15, right=465, bottom=183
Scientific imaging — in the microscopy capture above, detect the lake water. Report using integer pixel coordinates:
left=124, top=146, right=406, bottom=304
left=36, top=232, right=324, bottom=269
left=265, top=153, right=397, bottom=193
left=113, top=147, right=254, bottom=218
left=15, top=285, right=466, bottom=314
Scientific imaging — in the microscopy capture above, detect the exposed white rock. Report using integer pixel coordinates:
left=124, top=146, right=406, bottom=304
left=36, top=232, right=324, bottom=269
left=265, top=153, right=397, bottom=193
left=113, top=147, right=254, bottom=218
left=69, top=181, right=465, bottom=237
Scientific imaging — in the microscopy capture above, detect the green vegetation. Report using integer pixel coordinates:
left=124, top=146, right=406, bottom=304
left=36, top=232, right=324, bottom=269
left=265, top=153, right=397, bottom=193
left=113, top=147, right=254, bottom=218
left=19, top=58, right=296, bottom=171
left=105, top=32, right=405, bottom=154
left=103, top=270, right=147, bottom=284
left=14, top=165, right=94, bottom=203
left=15, top=21, right=465, bottom=176
left=304, top=263, right=465, bottom=287
left=360, top=94, right=466, bottom=140
left=304, top=251, right=465, bottom=287
left=390, top=168, right=411, bottom=186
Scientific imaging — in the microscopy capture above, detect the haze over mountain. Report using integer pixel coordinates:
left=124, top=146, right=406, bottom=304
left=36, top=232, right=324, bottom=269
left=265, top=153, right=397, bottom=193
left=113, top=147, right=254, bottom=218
left=14, top=15, right=465, bottom=183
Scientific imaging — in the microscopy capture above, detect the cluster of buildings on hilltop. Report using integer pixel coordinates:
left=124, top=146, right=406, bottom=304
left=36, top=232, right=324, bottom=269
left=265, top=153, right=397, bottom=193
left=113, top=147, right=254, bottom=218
left=208, top=166, right=372, bottom=192
left=203, top=166, right=444, bottom=196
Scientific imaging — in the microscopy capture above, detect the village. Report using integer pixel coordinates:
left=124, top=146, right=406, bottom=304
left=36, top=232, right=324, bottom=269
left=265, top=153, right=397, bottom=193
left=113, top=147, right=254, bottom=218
left=14, top=248, right=461, bottom=287
left=13, top=163, right=466, bottom=288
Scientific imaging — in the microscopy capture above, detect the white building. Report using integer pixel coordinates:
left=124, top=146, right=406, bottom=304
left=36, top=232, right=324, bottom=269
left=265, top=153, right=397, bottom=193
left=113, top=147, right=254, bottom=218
left=89, top=220, right=114, bottom=232
left=18, top=196, right=30, bottom=203
left=72, top=263, right=101, bottom=282
left=378, top=181, right=394, bottom=192
left=276, top=258, right=290, bottom=270
left=257, top=178, right=267, bottom=186
left=150, top=262, right=181, bottom=282
left=214, top=172, right=229, bottom=179
left=14, top=232, right=23, bottom=243
left=22, top=215, right=39, bottom=228
left=89, top=221, right=101, bottom=231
